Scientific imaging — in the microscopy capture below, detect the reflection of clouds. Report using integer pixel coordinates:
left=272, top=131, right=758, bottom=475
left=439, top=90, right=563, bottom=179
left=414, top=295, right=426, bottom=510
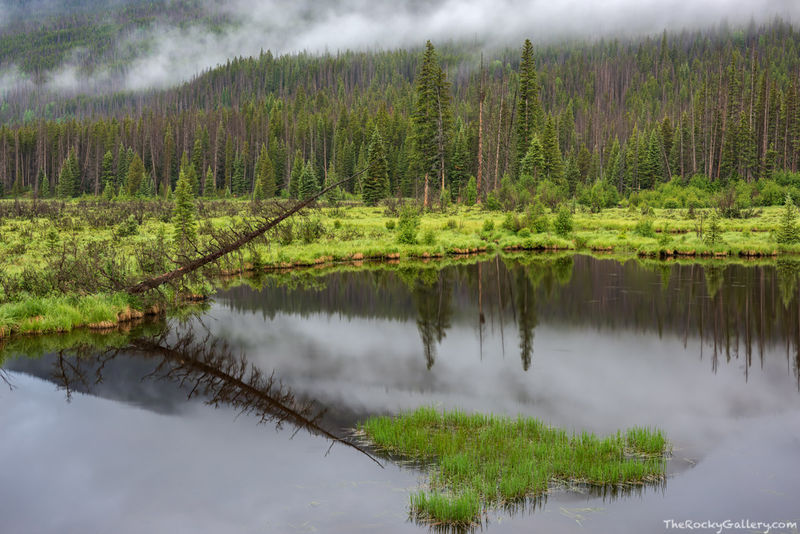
left=209, top=305, right=800, bottom=457
left=0, top=373, right=414, bottom=534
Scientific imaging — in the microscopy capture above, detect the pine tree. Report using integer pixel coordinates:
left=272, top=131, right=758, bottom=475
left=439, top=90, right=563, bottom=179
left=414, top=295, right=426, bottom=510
left=191, top=135, right=205, bottom=194
left=57, top=150, right=79, bottom=198
left=203, top=167, right=216, bottom=198
left=163, top=126, right=175, bottom=194
left=520, top=135, right=545, bottom=181
left=254, top=144, right=275, bottom=198
left=178, top=153, right=198, bottom=197
left=363, top=126, right=389, bottom=206
left=172, top=170, right=197, bottom=251
left=101, top=150, right=115, bottom=193
left=289, top=150, right=303, bottom=199
left=116, top=146, right=130, bottom=191
left=541, top=116, right=563, bottom=182
left=449, top=120, right=469, bottom=197
left=516, top=39, right=542, bottom=169
left=231, top=154, right=246, bottom=196
left=411, top=40, right=452, bottom=207
left=37, top=169, right=48, bottom=198
left=137, top=172, right=154, bottom=197
left=125, top=153, right=145, bottom=197
left=299, top=161, right=320, bottom=201
left=777, top=193, right=800, bottom=245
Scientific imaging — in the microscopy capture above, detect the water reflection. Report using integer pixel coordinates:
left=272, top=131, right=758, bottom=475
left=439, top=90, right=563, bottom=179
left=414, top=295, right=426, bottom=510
left=220, top=255, right=800, bottom=387
left=2, top=322, right=380, bottom=466
left=3, top=254, right=800, bottom=533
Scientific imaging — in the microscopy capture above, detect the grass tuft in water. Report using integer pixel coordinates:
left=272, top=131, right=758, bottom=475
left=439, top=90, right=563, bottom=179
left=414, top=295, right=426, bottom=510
left=360, top=407, right=669, bottom=526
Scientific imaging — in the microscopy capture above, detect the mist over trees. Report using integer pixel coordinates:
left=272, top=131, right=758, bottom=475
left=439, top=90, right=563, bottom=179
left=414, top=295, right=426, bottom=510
left=4, top=19, right=800, bottom=205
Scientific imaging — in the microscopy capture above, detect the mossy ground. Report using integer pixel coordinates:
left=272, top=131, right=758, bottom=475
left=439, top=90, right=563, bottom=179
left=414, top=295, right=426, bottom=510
left=360, top=406, right=668, bottom=527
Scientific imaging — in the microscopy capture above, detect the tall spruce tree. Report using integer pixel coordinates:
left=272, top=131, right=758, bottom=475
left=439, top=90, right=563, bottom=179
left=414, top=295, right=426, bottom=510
left=254, top=144, right=275, bottom=198
left=363, top=126, right=389, bottom=206
left=172, top=169, right=197, bottom=251
left=299, top=161, right=320, bottom=200
left=125, top=153, right=145, bottom=197
left=516, top=39, right=543, bottom=170
left=410, top=40, right=452, bottom=208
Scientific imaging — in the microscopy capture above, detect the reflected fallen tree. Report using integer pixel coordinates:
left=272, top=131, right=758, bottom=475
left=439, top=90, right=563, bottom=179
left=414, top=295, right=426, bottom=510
left=50, top=323, right=383, bottom=467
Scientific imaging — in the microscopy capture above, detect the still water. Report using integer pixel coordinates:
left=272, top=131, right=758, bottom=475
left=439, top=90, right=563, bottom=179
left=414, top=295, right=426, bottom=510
left=1, top=255, right=799, bottom=533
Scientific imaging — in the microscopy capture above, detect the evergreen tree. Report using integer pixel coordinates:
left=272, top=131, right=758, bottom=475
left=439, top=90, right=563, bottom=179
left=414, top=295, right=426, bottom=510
left=57, top=150, right=79, bottom=198
left=116, top=145, right=130, bottom=191
left=37, top=169, right=48, bottom=198
left=777, top=193, right=800, bottom=244
left=449, top=120, right=469, bottom=197
left=254, top=144, right=275, bottom=198
left=410, top=40, right=452, bottom=207
left=172, top=169, right=197, bottom=251
left=163, top=126, right=175, bottom=194
left=289, top=150, right=303, bottom=199
left=231, top=154, right=246, bottom=196
left=101, top=150, right=115, bottom=193
left=541, top=116, right=563, bottom=181
left=178, top=153, right=199, bottom=196
left=125, top=153, right=145, bottom=197
left=363, top=126, right=389, bottom=206
left=191, top=135, right=205, bottom=194
left=516, top=39, right=543, bottom=169
left=299, top=161, right=320, bottom=201
left=520, top=135, right=545, bottom=181
left=203, top=167, right=216, bottom=198
left=137, top=172, right=154, bottom=197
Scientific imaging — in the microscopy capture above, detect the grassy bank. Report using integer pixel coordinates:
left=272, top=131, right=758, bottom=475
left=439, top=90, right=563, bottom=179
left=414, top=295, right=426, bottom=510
left=1, top=198, right=799, bottom=338
left=360, top=407, right=668, bottom=527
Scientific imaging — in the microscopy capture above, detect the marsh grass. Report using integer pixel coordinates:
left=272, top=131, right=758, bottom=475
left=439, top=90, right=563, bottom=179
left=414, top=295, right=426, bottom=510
left=360, top=407, right=669, bottom=526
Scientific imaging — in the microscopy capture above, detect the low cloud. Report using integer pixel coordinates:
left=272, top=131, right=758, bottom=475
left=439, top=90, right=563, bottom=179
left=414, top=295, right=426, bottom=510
left=7, top=0, right=800, bottom=93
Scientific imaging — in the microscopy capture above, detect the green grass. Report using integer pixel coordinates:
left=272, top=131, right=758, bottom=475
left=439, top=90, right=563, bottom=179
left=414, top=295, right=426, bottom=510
left=360, top=406, right=669, bottom=526
left=1, top=198, right=799, bottom=338
left=0, top=293, right=139, bottom=337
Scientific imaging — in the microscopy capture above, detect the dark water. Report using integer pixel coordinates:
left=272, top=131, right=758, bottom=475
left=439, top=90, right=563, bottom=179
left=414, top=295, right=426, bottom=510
left=1, top=255, right=799, bottom=533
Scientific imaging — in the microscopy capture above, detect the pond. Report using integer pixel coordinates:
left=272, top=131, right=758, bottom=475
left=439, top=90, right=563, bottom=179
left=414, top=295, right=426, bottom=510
left=1, top=255, right=799, bottom=533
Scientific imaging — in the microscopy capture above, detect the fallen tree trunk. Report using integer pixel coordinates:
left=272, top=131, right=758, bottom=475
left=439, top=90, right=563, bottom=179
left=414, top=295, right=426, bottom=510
left=127, top=172, right=363, bottom=295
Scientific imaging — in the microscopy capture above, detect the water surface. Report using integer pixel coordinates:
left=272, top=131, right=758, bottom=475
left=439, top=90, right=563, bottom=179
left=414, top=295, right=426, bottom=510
left=2, top=255, right=799, bottom=533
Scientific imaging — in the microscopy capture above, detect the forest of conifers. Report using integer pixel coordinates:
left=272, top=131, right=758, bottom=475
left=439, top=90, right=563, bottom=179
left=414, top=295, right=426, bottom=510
left=3, top=16, right=800, bottom=207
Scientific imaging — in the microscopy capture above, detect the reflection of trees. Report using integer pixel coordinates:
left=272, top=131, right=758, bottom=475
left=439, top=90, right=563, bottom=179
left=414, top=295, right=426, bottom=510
left=514, top=266, right=538, bottom=371
left=50, top=325, right=382, bottom=466
left=410, top=269, right=453, bottom=369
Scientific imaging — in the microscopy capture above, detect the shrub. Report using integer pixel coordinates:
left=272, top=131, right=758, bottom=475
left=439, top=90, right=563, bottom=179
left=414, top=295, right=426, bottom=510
left=385, top=219, right=396, bottom=230
left=115, top=215, right=139, bottom=238
left=463, top=176, right=477, bottom=206
left=663, top=198, right=679, bottom=209
left=704, top=212, right=723, bottom=247
left=553, top=207, right=573, bottom=236
left=518, top=228, right=531, bottom=238
left=397, top=204, right=420, bottom=244
left=484, top=192, right=502, bottom=211
left=634, top=218, right=656, bottom=238
left=482, top=219, right=495, bottom=232
left=422, top=229, right=437, bottom=245
left=298, top=218, right=325, bottom=244
left=501, top=212, right=523, bottom=233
